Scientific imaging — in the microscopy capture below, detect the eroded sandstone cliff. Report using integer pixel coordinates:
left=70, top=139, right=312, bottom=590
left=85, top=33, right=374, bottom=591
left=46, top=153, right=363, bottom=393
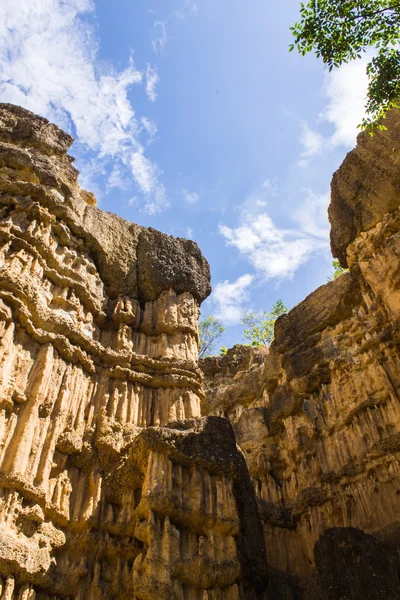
left=3, top=101, right=400, bottom=600
left=0, top=104, right=268, bottom=600
left=201, top=110, right=400, bottom=597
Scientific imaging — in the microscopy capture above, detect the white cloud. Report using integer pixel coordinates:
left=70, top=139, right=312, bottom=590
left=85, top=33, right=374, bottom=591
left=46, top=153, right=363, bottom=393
left=129, top=152, right=158, bottom=195
left=321, top=56, right=370, bottom=148
left=220, top=207, right=329, bottom=281
left=145, top=64, right=159, bottom=102
left=183, top=189, right=199, bottom=204
left=296, top=56, right=370, bottom=165
left=186, top=227, right=193, bottom=238
left=212, top=274, right=254, bottom=325
left=0, top=0, right=167, bottom=213
left=219, top=221, right=261, bottom=253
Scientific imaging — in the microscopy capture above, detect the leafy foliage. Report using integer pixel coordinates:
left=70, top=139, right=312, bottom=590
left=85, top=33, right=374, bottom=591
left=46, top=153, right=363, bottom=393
left=198, top=316, right=225, bottom=358
left=327, top=259, right=349, bottom=281
left=290, top=0, right=400, bottom=128
left=241, top=300, right=290, bottom=348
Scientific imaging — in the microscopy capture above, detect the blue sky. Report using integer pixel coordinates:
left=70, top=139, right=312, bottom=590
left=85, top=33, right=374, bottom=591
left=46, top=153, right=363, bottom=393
left=0, top=0, right=370, bottom=349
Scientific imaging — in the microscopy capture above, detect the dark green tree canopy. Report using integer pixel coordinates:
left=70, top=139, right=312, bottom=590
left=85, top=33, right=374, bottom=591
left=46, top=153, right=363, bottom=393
left=290, top=0, right=400, bottom=127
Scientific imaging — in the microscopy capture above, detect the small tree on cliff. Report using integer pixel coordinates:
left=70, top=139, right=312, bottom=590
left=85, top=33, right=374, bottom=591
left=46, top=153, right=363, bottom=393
left=290, top=0, right=400, bottom=128
left=327, top=259, right=349, bottom=281
left=241, top=300, right=289, bottom=348
left=198, top=316, right=225, bottom=358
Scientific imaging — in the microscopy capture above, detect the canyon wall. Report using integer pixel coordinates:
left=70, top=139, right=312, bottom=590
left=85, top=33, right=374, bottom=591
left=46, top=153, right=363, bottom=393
left=201, top=110, right=400, bottom=597
left=0, top=104, right=268, bottom=600
left=3, top=101, right=400, bottom=600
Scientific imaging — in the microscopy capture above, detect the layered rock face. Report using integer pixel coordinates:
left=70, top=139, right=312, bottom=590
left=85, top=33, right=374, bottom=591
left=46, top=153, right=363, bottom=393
left=4, top=102, right=400, bottom=600
left=201, top=110, right=400, bottom=596
left=0, top=104, right=268, bottom=600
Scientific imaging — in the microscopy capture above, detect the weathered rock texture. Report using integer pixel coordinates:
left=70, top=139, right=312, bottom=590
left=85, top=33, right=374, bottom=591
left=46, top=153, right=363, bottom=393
left=4, top=102, right=400, bottom=600
left=0, top=104, right=268, bottom=600
left=201, top=110, right=400, bottom=597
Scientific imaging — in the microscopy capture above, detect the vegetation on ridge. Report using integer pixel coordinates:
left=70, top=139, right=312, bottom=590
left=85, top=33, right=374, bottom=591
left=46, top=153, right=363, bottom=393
left=199, top=300, right=289, bottom=357
left=241, top=300, right=290, bottom=348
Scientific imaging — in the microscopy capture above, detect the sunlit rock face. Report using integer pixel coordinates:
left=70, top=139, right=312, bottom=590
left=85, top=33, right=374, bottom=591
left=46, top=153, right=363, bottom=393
left=0, top=104, right=269, bottom=600
left=3, top=102, right=400, bottom=600
left=201, top=111, right=400, bottom=597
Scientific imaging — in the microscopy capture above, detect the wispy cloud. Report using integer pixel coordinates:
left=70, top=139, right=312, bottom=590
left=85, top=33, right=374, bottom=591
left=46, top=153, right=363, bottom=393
left=152, top=20, right=168, bottom=53
left=183, top=189, right=199, bottom=204
left=151, top=1, right=198, bottom=53
left=0, top=0, right=167, bottom=213
left=262, top=177, right=279, bottom=196
left=145, top=64, right=159, bottom=102
left=140, top=116, right=158, bottom=141
left=212, top=274, right=254, bottom=325
left=107, top=165, right=130, bottom=190
left=129, top=151, right=168, bottom=214
left=299, top=121, right=324, bottom=165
